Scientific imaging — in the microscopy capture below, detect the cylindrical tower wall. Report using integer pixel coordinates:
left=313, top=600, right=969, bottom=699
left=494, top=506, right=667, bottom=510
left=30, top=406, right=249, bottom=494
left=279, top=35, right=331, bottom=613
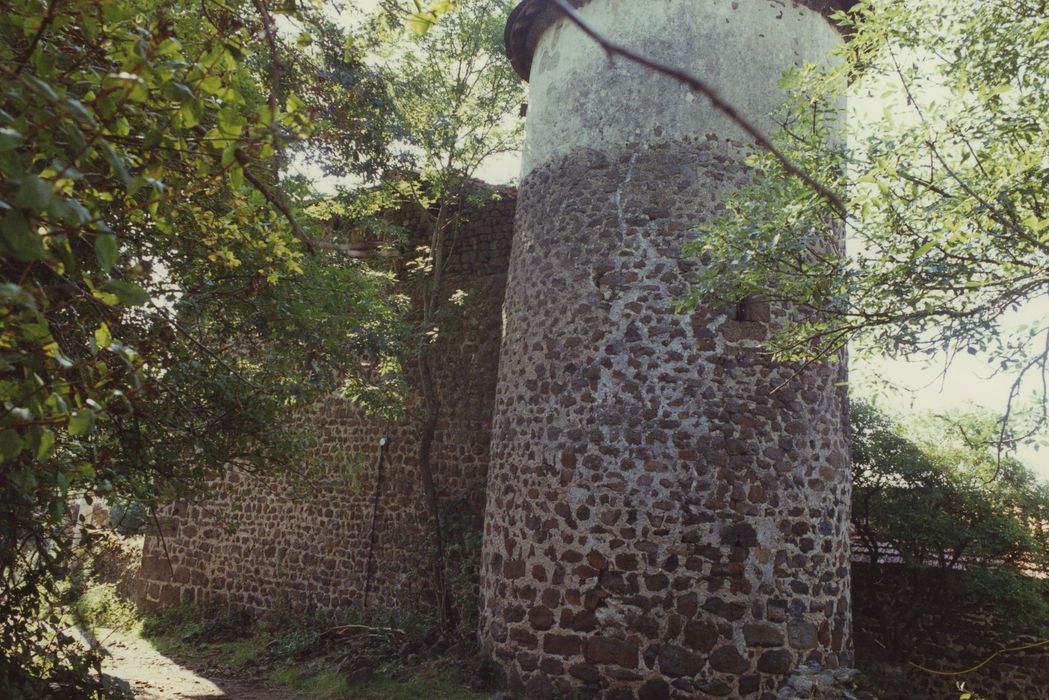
left=481, top=1, right=851, bottom=698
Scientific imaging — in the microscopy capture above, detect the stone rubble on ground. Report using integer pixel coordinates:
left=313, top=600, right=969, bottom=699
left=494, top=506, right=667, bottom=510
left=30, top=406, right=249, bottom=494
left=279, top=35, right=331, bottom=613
left=776, top=664, right=877, bottom=700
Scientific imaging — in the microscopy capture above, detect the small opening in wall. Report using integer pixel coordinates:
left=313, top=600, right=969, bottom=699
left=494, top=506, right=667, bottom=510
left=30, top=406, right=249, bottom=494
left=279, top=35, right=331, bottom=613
left=734, top=295, right=770, bottom=323
left=734, top=299, right=750, bottom=322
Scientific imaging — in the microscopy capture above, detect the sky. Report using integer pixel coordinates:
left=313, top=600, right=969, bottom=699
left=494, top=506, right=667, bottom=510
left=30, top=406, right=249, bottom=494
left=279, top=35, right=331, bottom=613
left=317, top=0, right=1048, bottom=480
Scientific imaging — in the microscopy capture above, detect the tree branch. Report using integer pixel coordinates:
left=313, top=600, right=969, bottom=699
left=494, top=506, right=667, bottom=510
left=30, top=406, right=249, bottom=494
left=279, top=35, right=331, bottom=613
left=15, top=0, right=61, bottom=76
left=234, top=148, right=317, bottom=255
left=548, top=0, right=847, bottom=219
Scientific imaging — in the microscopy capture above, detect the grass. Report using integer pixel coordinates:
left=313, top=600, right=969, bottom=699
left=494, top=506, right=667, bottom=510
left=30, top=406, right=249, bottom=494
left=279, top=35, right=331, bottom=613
left=72, top=537, right=488, bottom=700
left=133, top=604, right=489, bottom=699
left=75, top=581, right=143, bottom=634
left=345, top=668, right=487, bottom=700
left=264, top=664, right=488, bottom=700
left=269, top=667, right=350, bottom=698
left=66, top=531, right=483, bottom=698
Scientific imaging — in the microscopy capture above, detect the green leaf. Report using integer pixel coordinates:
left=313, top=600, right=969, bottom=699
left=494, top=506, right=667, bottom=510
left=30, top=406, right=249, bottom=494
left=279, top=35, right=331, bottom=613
left=94, top=234, right=119, bottom=272
left=200, top=75, right=224, bottom=95
left=285, top=93, right=306, bottom=114
left=221, top=145, right=237, bottom=168
left=165, top=82, right=195, bottom=103
left=217, top=108, right=246, bottom=137
left=94, top=322, right=112, bottom=350
left=36, top=429, right=55, bottom=460
left=49, top=346, right=74, bottom=369
left=15, top=176, right=55, bottom=210
left=179, top=103, right=201, bottom=128
left=913, top=241, right=937, bottom=259
left=1, top=211, right=44, bottom=261
left=68, top=409, right=95, bottom=437
left=101, top=142, right=132, bottom=186
left=103, top=280, right=149, bottom=306
left=53, top=198, right=91, bottom=226
left=0, top=283, right=37, bottom=309
left=25, top=75, right=58, bottom=101
left=0, top=127, right=23, bottom=152
left=0, top=430, right=25, bottom=460
left=63, top=97, right=97, bottom=127
left=143, top=129, right=164, bottom=150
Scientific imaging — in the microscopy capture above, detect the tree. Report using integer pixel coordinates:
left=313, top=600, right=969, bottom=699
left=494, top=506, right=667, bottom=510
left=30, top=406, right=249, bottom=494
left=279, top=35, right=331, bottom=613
left=0, top=0, right=401, bottom=694
left=316, top=0, right=524, bottom=632
left=388, top=0, right=522, bottom=632
left=686, top=0, right=1049, bottom=449
left=851, top=401, right=1049, bottom=661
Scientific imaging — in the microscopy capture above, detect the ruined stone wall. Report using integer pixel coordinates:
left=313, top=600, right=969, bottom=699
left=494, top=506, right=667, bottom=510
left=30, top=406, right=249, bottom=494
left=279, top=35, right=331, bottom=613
left=128, top=177, right=1049, bottom=700
left=852, top=563, right=1049, bottom=700
left=136, top=191, right=516, bottom=616
left=478, top=1, right=852, bottom=698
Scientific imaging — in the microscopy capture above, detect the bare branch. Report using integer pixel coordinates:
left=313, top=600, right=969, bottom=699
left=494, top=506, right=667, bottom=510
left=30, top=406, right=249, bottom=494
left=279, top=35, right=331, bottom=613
left=548, top=0, right=847, bottom=219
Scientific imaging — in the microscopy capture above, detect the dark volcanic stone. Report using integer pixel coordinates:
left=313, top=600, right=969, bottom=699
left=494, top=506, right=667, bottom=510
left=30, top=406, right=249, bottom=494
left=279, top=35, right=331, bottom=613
left=744, top=623, right=785, bottom=647
left=585, top=637, right=639, bottom=668
left=757, top=649, right=794, bottom=675
left=709, top=645, right=750, bottom=674
left=683, top=620, right=718, bottom=652
left=638, top=679, right=671, bottom=700
left=788, top=621, right=819, bottom=650
left=657, top=644, right=704, bottom=677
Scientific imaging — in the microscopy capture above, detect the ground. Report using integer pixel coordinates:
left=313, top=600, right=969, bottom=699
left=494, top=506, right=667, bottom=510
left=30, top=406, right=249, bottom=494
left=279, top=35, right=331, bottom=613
left=99, top=627, right=304, bottom=700
left=73, top=533, right=490, bottom=699
left=86, top=617, right=491, bottom=700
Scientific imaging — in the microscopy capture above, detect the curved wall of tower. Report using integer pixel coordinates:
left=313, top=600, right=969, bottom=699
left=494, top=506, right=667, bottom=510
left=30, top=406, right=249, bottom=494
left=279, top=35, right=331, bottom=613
left=479, top=1, right=852, bottom=698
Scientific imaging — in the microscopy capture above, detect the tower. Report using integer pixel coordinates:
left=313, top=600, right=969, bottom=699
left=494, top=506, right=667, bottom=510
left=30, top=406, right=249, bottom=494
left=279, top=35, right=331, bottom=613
left=479, top=1, right=853, bottom=698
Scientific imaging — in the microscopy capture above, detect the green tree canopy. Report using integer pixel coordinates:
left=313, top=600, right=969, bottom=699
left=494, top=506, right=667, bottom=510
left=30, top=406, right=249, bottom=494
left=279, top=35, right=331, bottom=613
left=0, top=0, right=403, bottom=694
left=686, top=0, right=1049, bottom=449
left=852, top=401, right=1049, bottom=660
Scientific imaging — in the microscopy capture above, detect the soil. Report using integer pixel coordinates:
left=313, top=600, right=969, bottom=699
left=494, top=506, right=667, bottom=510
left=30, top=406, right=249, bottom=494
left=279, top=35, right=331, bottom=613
left=95, top=628, right=306, bottom=700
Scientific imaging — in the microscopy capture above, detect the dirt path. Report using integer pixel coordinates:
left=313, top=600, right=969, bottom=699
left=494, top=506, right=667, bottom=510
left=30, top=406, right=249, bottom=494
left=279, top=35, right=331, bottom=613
left=95, top=629, right=306, bottom=700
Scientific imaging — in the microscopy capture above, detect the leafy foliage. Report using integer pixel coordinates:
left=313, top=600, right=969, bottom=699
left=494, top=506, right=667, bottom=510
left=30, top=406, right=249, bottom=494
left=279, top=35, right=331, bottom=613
left=323, top=0, right=524, bottom=634
left=686, top=0, right=1049, bottom=445
left=0, top=0, right=402, bottom=694
left=852, top=402, right=1049, bottom=659
left=383, top=0, right=522, bottom=633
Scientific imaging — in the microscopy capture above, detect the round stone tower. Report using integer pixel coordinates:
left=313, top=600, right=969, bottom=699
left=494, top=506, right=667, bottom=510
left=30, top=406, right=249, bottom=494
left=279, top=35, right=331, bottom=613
left=480, top=1, right=853, bottom=698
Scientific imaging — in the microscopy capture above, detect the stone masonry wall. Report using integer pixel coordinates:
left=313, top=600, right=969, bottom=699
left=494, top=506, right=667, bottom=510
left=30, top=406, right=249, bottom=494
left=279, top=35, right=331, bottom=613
left=478, top=1, right=852, bottom=698
left=136, top=190, right=516, bottom=617
left=129, top=180, right=1049, bottom=700
left=479, top=138, right=852, bottom=700
left=852, top=562, right=1049, bottom=700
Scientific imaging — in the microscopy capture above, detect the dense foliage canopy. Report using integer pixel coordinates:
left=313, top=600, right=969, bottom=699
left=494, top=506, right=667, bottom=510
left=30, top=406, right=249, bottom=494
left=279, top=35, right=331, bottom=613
left=0, top=0, right=407, bottom=694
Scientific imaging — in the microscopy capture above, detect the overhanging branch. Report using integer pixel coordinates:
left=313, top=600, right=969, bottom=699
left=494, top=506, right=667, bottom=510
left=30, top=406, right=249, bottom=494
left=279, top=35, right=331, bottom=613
left=547, top=0, right=848, bottom=219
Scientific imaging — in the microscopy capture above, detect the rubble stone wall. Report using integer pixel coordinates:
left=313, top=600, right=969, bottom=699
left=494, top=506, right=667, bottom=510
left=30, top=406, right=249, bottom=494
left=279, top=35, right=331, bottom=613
left=129, top=188, right=1049, bottom=700
left=479, top=1, right=852, bottom=698
left=852, top=562, right=1049, bottom=700
left=136, top=192, right=516, bottom=616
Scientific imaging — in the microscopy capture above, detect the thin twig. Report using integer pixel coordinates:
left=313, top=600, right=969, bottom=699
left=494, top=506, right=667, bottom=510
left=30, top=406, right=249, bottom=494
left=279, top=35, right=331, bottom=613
left=15, top=0, right=61, bottom=76
left=321, top=623, right=406, bottom=638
